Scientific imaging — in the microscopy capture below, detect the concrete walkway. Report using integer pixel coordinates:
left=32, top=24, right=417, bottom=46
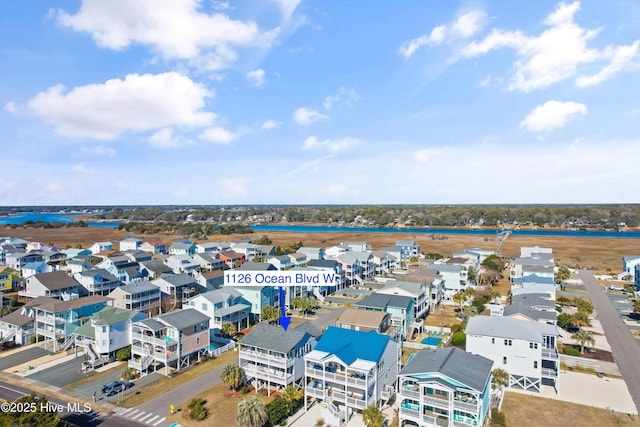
left=580, top=270, right=640, bottom=414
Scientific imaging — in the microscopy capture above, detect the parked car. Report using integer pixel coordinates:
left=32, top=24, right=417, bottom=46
left=101, top=380, right=134, bottom=396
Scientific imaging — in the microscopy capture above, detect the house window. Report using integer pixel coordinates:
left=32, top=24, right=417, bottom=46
left=534, top=361, right=538, bottom=369
left=102, top=326, right=107, bottom=333
left=491, top=338, right=495, bottom=344
left=196, top=337, right=200, bottom=345
left=503, top=357, right=507, bottom=365
left=504, top=339, right=512, bottom=346
left=529, top=342, right=538, bottom=349
left=202, top=303, right=208, bottom=311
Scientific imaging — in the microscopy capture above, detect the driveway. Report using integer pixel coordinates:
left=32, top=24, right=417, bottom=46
left=580, top=270, right=640, bottom=413
left=74, top=371, right=164, bottom=403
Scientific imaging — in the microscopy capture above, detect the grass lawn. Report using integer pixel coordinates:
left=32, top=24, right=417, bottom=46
left=164, top=382, right=274, bottom=427
left=119, top=350, right=237, bottom=408
left=424, top=305, right=460, bottom=329
left=501, top=391, right=640, bottom=427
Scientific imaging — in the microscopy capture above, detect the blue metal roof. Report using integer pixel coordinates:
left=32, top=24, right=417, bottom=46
left=314, top=326, right=390, bottom=365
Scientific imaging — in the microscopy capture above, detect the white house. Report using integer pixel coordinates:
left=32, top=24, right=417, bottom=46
left=89, top=242, right=113, bottom=255
left=466, top=315, right=559, bottom=394
left=187, top=288, right=250, bottom=338
left=119, top=238, right=142, bottom=252
left=20, top=271, right=81, bottom=300
left=108, top=282, right=162, bottom=313
left=73, top=268, right=121, bottom=296
left=298, top=247, right=324, bottom=261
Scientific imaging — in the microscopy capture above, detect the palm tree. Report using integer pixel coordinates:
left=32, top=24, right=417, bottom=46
left=492, top=368, right=509, bottom=391
left=281, top=385, right=303, bottom=413
left=452, top=291, right=467, bottom=319
left=291, top=296, right=305, bottom=314
left=490, top=290, right=501, bottom=304
left=221, top=321, right=237, bottom=338
left=571, top=311, right=590, bottom=327
left=260, top=305, right=280, bottom=324
left=362, top=405, right=385, bottom=427
left=571, top=329, right=595, bottom=354
left=237, top=395, right=268, bottom=427
left=220, top=362, right=245, bottom=391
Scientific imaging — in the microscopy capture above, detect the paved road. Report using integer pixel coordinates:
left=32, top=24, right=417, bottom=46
left=30, top=356, right=93, bottom=387
left=0, top=380, right=143, bottom=427
left=580, top=270, right=640, bottom=413
left=0, top=347, right=52, bottom=371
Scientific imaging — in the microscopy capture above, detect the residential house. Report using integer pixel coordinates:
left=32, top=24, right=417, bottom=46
left=1, top=267, right=21, bottom=292
left=196, top=242, right=230, bottom=254
left=108, top=282, right=162, bottom=313
left=89, top=242, right=113, bottom=255
left=230, top=242, right=263, bottom=261
left=166, top=254, right=202, bottom=276
left=63, top=248, right=92, bottom=259
left=34, top=295, right=111, bottom=351
left=239, top=322, right=321, bottom=395
left=39, top=251, right=67, bottom=264
left=152, top=273, right=202, bottom=305
left=234, top=286, right=279, bottom=322
left=425, top=264, right=470, bottom=304
left=335, top=252, right=375, bottom=286
left=260, top=245, right=276, bottom=258
left=334, top=308, right=390, bottom=333
left=380, top=247, right=403, bottom=266
left=73, top=268, right=121, bottom=296
left=288, top=252, right=308, bottom=267
left=521, top=247, right=553, bottom=259
left=219, top=250, right=246, bottom=269
left=72, top=306, right=147, bottom=368
left=120, top=238, right=142, bottom=252
left=236, top=262, right=277, bottom=271
left=64, top=259, right=94, bottom=274
left=139, top=260, right=174, bottom=280
left=5, top=252, right=43, bottom=271
left=298, top=247, right=325, bottom=261
left=140, top=240, right=167, bottom=255
left=20, top=271, right=81, bottom=300
left=623, top=255, right=640, bottom=277
left=0, top=244, right=21, bottom=266
left=196, top=270, right=225, bottom=291
left=0, top=297, right=45, bottom=345
left=510, top=255, right=554, bottom=283
left=397, top=347, right=493, bottom=427
left=129, top=308, right=210, bottom=376
left=376, top=280, right=429, bottom=321
left=192, top=252, right=226, bottom=271
left=304, top=326, right=399, bottom=425
left=466, top=315, right=559, bottom=393
left=372, top=251, right=397, bottom=276
left=267, top=255, right=293, bottom=270
left=396, top=240, right=421, bottom=261
left=324, top=244, right=350, bottom=259
left=504, top=294, right=558, bottom=325
left=169, top=241, right=196, bottom=255
left=125, top=251, right=153, bottom=264
left=355, top=293, right=414, bottom=337
left=188, top=288, right=251, bottom=338
left=345, top=242, right=370, bottom=252
left=307, top=259, right=345, bottom=292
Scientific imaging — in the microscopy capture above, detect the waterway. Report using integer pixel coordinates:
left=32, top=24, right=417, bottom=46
left=0, top=213, right=121, bottom=228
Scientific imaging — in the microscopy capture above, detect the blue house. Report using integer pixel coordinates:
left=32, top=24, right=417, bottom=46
left=234, top=285, right=279, bottom=322
left=397, top=347, right=493, bottom=427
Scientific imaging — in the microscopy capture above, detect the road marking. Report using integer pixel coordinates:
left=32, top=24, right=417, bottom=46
left=132, top=411, right=147, bottom=420
left=0, top=385, right=27, bottom=395
left=146, top=415, right=159, bottom=424
left=139, top=413, right=154, bottom=422
left=120, top=407, right=134, bottom=415
left=152, top=417, right=166, bottom=426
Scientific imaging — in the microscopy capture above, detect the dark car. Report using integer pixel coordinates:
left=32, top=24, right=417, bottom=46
left=101, top=380, right=134, bottom=396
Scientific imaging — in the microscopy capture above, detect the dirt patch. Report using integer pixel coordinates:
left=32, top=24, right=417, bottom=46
left=561, top=344, right=615, bottom=362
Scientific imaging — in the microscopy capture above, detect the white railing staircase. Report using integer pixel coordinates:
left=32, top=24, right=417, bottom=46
left=353, top=274, right=364, bottom=285
left=313, top=287, right=325, bottom=302
left=61, top=335, right=75, bottom=351
left=1, top=330, right=16, bottom=344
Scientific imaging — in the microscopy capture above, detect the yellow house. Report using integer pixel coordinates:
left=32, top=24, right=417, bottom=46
left=0, top=266, right=21, bottom=291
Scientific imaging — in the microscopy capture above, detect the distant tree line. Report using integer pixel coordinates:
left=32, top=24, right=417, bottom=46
left=3, top=220, right=88, bottom=229
left=94, top=205, right=640, bottom=228
left=115, top=221, right=252, bottom=239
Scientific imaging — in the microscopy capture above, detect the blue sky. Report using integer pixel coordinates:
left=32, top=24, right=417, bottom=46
left=1, top=0, right=639, bottom=205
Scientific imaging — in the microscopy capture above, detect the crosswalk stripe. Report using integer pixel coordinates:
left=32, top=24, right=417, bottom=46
left=120, top=407, right=134, bottom=415
left=125, top=409, right=140, bottom=418
left=152, top=417, right=166, bottom=426
left=132, top=411, right=147, bottom=420
left=139, top=413, right=154, bottom=422
left=146, top=415, right=159, bottom=424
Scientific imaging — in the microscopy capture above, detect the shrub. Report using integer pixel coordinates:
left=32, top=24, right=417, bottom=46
left=121, top=367, right=139, bottom=380
left=29, top=335, right=45, bottom=344
left=564, top=346, right=581, bottom=357
left=451, top=332, right=466, bottom=347
left=471, top=300, right=486, bottom=314
left=188, top=397, right=208, bottom=421
left=315, top=419, right=325, bottom=427
left=239, top=385, right=250, bottom=394
left=491, top=408, right=507, bottom=427
left=450, top=324, right=460, bottom=334
left=266, top=396, right=290, bottom=426
left=556, top=296, right=571, bottom=306
left=116, top=345, right=131, bottom=361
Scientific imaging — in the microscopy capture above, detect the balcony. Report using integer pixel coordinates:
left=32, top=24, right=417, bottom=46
left=399, top=386, right=420, bottom=399
left=542, top=368, right=558, bottom=378
left=400, top=406, right=420, bottom=419
left=240, top=350, right=290, bottom=368
left=422, top=393, right=450, bottom=408
left=240, top=363, right=290, bottom=384
left=542, top=348, right=558, bottom=359
left=132, top=332, right=176, bottom=348
left=305, top=367, right=368, bottom=388
left=305, top=386, right=326, bottom=400
left=454, top=399, right=478, bottom=412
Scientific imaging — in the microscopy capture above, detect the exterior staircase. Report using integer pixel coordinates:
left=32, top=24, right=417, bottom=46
left=60, top=335, right=75, bottom=351
left=313, top=287, right=325, bottom=302
left=1, top=329, right=16, bottom=344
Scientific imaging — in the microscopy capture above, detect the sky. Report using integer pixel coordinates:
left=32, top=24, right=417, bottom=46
left=1, top=0, right=639, bottom=205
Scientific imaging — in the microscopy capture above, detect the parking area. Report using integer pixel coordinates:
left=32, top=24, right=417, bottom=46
left=0, top=346, right=52, bottom=372
left=72, top=370, right=164, bottom=403
left=29, top=356, right=94, bottom=387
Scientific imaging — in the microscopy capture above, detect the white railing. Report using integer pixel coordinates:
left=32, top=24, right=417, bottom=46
left=240, top=349, right=288, bottom=367
left=1, top=329, right=16, bottom=344
left=210, top=341, right=235, bottom=357
left=131, top=332, right=176, bottom=347
left=305, top=368, right=367, bottom=387
left=454, top=399, right=478, bottom=412
left=61, top=335, right=75, bottom=351
left=542, top=348, right=559, bottom=359
left=542, top=368, right=558, bottom=378
left=422, top=394, right=449, bottom=408
left=400, top=406, right=420, bottom=419
left=399, top=388, right=420, bottom=399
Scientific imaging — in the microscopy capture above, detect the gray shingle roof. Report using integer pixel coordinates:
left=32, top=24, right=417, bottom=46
left=466, top=315, right=558, bottom=342
left=155, top=273, right=196, bottom=287
left=158, top=308, right=210, bottom=329
left=307, top=260, right=338, bottom=268
left=113, top=282, right=160, bottom=294
left=196, top=288, right=242, bottom=304
left=33, top=271, right=80, bottom=291
left=356, top=293, right=413, bottom=311
left=239, top=323, right=314, bottom=353
left=399, top=347, right=492, bottom=392
left=237, top=262, right=276, bottom=271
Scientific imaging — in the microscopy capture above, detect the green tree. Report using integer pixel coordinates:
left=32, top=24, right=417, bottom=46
left=116, top=345, right=132, bottom=361
left=237, top=395, right=268, bottom=427
left=221, top=321, right=237, bottom=338
left=266, top=396, right=290, bottom=426
left=188, top=397, right=208, bottom=421
left=492, top=368, right=509, bottom=392
left=221, top=362, right=245, bottom=391
left=452, top=291, right=468, bottom=319
left=557, top=313, right=574, bottom=330
left=490, top=290, right=502, bottom=304
left=481, top=254, right=505, bottom=273
left=467, top=266, right=477, bottom=282
left=575, top=298, right=594, bottom=315
left=634, top=299, right=640, bottom=313
left=261, top=305, right=280, bottom=323
left=291, top=296, right=305, bottom=314
left=0, top=393, right=59, bottom=427
left=572, top=311, right=590, bottom=327
left=362, top=405, right=385, bottom=427
left=571, top=329, right=595, bottom=354
left=554, top=265, right=571, bottom=284
left=281, top=385, right=303, bottom=413
left=252, top=235, right=272, bottom=245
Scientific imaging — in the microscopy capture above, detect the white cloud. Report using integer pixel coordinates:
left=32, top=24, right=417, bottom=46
left=27, top=72, right=215, bottom=140
left=399, top=9, right=486, bottom=58
left=4, top=101, right=17, bottom=114
left=273, top=0, right=302, bottom=21
left=212, top=1, right=230, bottom=10
left=323, top=87, right=360, bottom=109
left=413, top=149, right=434, bottom=162
left=576, top=41, right=640, bottom=87
left=199, top=126, right=237, bottom=144
left=219, top=178, right=248, bottom=199
left=462, top=1, right=639, bottom=91
left=303, top=136, right=359, bottom=153
left=148, top=128, right=183, bottom=148
left=262, top=119, right=280, bottom=129
left=55, top=0, right=277, bottom=70
left=521, top=100, right=587, bottom=132
left=81, top=144, right=116, bottom=157
left=247, top=68, right=266, bottom=87
left=71, top=162, right=96, bottom=174
left=47, top=182, right=63, bottom=192
left=293, top=107, right=328, bottom=125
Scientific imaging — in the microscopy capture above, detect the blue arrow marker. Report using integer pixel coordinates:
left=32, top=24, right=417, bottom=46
left=278, top=286, right=291, bottom=331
